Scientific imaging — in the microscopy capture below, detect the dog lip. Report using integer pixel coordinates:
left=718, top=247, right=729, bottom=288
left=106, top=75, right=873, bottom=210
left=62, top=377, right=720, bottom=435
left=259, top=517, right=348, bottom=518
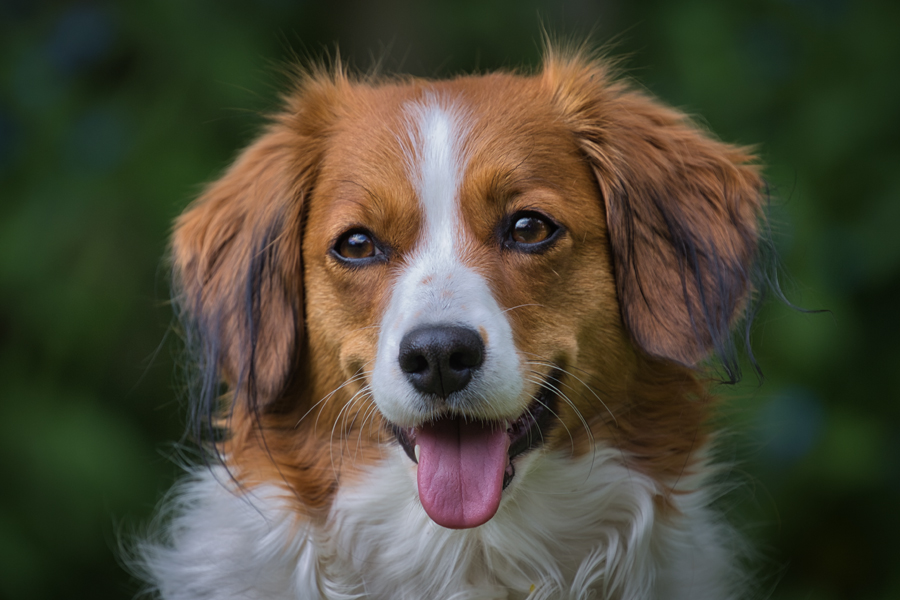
left=391, top=368, right=563, bottom=489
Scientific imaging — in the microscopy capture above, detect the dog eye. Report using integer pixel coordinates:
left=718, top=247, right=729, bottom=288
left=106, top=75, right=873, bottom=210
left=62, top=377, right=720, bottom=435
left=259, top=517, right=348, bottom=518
left=334, top=230, right=382, bottom=262
left=511, top=216, right=552, bottom=244
left=505, top=212, right=560, bottom=250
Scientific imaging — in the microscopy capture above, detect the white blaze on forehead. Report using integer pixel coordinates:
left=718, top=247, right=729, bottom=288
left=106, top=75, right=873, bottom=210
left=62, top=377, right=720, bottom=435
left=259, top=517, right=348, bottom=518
left=402, top=99, right=466, bottom=256
left=370, top=96, right=523, bottom=427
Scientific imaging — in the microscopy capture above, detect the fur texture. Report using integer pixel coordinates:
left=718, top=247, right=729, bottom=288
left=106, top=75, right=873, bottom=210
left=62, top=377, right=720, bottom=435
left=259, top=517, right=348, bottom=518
left=137, top=47, right=765, bottom=599
left=140, top=448, right=743, bottom=600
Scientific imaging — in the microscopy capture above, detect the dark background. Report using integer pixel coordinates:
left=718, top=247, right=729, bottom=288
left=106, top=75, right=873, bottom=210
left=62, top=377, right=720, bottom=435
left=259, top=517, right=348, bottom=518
left=1, top=1, right=898, bottom=598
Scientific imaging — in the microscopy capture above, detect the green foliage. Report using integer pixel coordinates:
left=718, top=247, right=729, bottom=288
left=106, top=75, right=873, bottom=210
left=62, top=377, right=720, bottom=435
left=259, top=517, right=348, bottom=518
left=1, top=1, right=897, bottom=598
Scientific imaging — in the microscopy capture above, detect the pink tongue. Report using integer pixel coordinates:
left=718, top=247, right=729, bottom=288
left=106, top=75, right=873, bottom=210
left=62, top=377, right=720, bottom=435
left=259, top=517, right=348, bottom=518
left=416, top=418, right=510, bottom=529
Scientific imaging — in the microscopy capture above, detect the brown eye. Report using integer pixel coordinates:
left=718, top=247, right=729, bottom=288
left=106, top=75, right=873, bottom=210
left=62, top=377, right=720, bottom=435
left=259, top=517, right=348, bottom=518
left=511, top=216, right=551, bottom=244
left=511, top=214, right=555, bottom=245
left=502, top=211, right=562, bottom=253
left=334, top=230, right=381, bottom=262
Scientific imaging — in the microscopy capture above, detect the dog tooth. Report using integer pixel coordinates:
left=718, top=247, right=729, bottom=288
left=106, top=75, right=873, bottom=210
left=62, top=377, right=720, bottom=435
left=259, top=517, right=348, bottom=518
left=414, top=444, right=420, bottom=462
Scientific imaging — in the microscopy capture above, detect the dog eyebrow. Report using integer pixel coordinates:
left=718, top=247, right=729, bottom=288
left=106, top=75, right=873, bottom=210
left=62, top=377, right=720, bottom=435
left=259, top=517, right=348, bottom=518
left=483, top=170, right=563, bottom=204
left=328, top=178, right=412, bottom=225
left=336, top=178, right=383, bottom=206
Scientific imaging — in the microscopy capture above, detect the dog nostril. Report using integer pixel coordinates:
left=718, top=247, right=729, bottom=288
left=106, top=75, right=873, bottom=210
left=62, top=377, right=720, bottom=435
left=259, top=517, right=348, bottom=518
left=398, top=324, right=485, bottom=398
left=449, top=347, right=482, bottom=371
left=407, top=355, right=429, bottom=375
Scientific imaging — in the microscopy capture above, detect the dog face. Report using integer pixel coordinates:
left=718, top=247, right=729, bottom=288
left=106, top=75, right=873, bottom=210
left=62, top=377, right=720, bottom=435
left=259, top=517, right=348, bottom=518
left=303, top=81, right=625, bottom=527
left=171, top=53, right=762, bottom=529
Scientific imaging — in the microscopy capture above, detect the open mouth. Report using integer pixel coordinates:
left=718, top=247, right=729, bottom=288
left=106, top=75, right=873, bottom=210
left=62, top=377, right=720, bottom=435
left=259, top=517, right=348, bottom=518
left=391, top=368, right=562, bottom=529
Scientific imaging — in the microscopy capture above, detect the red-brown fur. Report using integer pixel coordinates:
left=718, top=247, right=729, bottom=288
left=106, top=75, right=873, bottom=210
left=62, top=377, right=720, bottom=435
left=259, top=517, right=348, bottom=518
left=170, top=50, right=761, bottom=526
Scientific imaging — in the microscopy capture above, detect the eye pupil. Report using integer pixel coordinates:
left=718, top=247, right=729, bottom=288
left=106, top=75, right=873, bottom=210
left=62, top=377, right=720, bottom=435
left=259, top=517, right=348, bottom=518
left=338, top=232, right=375, bottom=259
left=512, top=216, right=551, bottom=244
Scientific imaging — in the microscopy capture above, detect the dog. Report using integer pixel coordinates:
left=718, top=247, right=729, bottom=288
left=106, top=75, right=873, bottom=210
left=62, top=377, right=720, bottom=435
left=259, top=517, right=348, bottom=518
left=138, top=46, right=765, bottom=600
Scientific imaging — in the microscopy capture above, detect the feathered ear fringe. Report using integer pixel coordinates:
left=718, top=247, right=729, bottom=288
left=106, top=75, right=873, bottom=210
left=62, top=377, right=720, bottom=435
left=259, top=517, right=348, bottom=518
left=171, top=67, right=344, bottom=457
left=540, top=47, right=791, bottom=383
left=172, top=132, right=302, bottom=459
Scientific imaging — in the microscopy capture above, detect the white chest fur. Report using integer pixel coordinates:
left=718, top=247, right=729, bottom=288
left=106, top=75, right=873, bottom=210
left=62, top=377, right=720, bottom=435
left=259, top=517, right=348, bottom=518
left=138, top=447, right=741, bottom=600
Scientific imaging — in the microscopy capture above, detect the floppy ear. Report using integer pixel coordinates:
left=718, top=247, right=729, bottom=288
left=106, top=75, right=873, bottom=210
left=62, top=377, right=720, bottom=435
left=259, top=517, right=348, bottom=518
left=543, top=54, right=763, bottom=367
left=171, top=77, right=339, bottom=415
left=172, top=129, right=302, bottom=406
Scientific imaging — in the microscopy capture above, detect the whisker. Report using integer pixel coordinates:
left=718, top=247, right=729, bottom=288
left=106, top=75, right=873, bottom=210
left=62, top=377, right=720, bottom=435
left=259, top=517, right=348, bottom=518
left=528, top=370, right=601, bottom=486
left=523, top=358, right=617, bottom=427
left=354, top=396, right=382, bottom=464
left=494, top=303, right=544, bottom=316
left=329, top=386, right=369, bottom=479
left=523, top=354, right=633, bottom=484
left=531, top=372, right=595, bottom=448
left=314, top=377, right=360, bottom=438
left=343, top=385, right=371, bottom=434
left=519, top=351, right=606, bottom=382
left=309, top=361, right=375, bottom=435
left=298, top=367, right=371, bottom=428
left=346, top=387, right=377, bottom=463
left=524, top=375, right=575, bottom=450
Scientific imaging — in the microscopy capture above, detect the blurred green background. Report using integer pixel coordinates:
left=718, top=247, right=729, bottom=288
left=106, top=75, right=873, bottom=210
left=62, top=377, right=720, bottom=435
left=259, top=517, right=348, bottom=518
left=1, top=1, right=898, bottom=598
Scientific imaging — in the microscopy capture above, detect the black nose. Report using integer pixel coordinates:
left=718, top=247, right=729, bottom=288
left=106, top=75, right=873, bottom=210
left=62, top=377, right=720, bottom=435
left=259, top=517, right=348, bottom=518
left=398, top=324, right=485, bottom=398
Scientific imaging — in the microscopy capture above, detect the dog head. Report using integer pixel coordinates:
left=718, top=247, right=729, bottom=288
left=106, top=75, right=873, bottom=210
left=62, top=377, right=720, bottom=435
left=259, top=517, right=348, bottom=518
left=171, top=50, right=762, bottom=528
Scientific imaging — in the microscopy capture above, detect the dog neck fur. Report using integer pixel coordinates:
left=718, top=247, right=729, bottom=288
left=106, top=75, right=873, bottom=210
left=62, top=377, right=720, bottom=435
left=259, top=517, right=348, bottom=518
left=136, top=447, right=742, bottom=600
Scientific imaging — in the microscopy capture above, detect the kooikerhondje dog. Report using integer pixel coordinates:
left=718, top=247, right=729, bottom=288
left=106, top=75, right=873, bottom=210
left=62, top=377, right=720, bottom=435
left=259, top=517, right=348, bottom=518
left=140, top=47, right=766, bottom=600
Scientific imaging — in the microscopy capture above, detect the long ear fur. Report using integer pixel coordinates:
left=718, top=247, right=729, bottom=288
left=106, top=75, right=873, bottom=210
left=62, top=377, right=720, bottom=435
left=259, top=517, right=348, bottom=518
left=171, top=73, right=341, bottom=439
left=543, top=51, right=763, bottom=370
